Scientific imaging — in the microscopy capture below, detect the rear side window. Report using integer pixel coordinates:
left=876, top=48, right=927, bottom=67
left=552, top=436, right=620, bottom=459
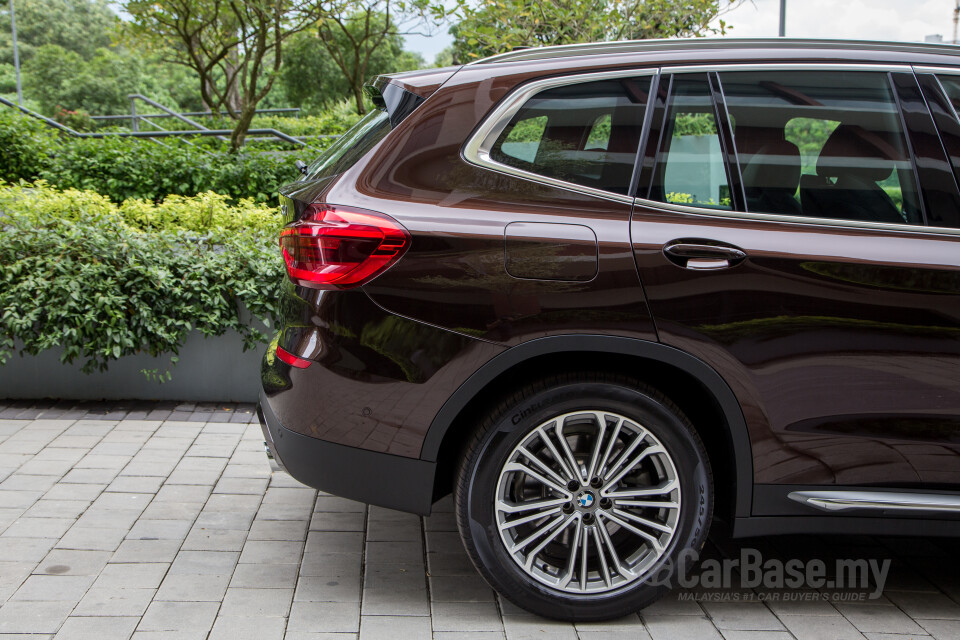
left=306, top=110, right=391, bottom=181
left=489, top=76, right=652, bottom=195
left=649, top=74, right=731, bottom=209
left=719, top=70, right=922, bottom=225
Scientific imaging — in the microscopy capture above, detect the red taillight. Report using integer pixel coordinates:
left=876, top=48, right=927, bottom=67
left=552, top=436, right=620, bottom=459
left=279, top=204, right=410, bottom=289
left=276, top=345, right=311, bottom=369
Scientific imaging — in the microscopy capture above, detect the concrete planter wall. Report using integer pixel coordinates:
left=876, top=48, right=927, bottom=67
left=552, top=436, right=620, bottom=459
left=0, top=328, right=268, bottom=402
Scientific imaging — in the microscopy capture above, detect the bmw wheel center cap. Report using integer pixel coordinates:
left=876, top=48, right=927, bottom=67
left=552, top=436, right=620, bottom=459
left=576, top=492, right=595, bottom=509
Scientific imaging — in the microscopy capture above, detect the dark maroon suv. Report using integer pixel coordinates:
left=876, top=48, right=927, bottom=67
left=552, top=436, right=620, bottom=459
left=258, top=39, right=960, bottom=620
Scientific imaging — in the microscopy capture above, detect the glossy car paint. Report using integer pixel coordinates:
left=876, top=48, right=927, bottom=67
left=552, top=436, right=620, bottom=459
left=262, top=40, right=960, bottom=533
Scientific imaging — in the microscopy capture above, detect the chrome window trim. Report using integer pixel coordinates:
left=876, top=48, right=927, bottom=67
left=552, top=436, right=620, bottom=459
left=665, top=62, right=914, bottom=74
left=461, top=68, right=659, bottom=205
left=463, top=61, right=960, bottom=235
left=632, top=196, right=960, bottom=237
left=913, top=65, right=960, bottom=75
left=639, top=62, right=960, bottom=236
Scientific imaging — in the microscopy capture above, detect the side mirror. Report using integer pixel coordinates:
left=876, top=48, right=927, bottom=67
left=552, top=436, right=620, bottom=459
left=295, top=160, right=308, bottom=177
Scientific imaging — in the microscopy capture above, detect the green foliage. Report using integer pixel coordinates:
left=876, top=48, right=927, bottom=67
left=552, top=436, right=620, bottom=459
left=23, top=45, right=152, bottom=116
left=0, top=108, right=59, bottom=183
left=41, top=136, right=298, bottom=204
left=251, top=104, right=364, bottom=137
left=0, top=181, right=283, bottom=374
left=0, top=0, right=117, bottom=64
left=54, top=106, right=95, bottom=132
left=280, top=15, right=425, bottom=114
left=452, top=0, right=735, bottom=61
left=673, top=112, right=718, bottom=138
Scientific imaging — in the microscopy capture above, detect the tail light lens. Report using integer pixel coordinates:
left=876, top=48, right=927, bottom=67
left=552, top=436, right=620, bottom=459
left=279, top=204, right=410, bottom=289
left=276, top=345, right=311, bottom=369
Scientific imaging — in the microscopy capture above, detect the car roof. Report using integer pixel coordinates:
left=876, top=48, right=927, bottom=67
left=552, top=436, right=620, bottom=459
left=469, top=38, right=960, bottom=66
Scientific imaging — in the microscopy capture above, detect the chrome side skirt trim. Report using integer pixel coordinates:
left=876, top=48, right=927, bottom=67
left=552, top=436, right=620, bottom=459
left=788, top=490, right=960, bottom=513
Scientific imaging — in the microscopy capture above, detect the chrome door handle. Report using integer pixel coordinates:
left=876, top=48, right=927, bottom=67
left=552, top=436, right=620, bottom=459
left=663, top=242, right=747, bottom=270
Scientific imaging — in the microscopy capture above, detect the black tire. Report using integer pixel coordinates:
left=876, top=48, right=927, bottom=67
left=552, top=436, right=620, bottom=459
left=454, top=373, right=713, bottom=621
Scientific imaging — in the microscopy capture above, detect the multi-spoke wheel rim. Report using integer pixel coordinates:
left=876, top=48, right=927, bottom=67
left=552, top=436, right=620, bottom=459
left=495, top=410, right=681, bottom=595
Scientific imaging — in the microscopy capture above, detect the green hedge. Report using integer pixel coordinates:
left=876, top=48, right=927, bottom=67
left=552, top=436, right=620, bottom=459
left=0, top=108, right=303, bottom=204
left=43, top=136, right=298, bottom=204
left=0, top=182, right=283, bottom=377
left=0, top=108, right=60, bottom=184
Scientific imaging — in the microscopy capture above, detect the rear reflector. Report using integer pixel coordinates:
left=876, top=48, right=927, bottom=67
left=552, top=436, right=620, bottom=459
left=276, top=346, right=311, bottom=369
left=279, top=205, right=410, bottom=289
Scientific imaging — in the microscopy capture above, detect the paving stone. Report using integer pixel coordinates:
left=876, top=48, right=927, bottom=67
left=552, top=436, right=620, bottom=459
left=642, top=615, right=724, bottom=640
left=154, top=574, right=232, bottom=602
left=777, top=614, right=867, bottom=640
left=111, top=539, right=182, bottom=564
left=229, top=562, right=300, bottom=589
left=886, top=591, right=960, bottom=620
left=0, top=413, right=956, bottom=638
left=53, top=615, right=139, bottom=640
left=57, top=526, right=128, bottom=551
left=309, top=511, right=366, bottom=532
left=287, top=602, right=361, bottom=633
left=238, top=539, right=304, bottom=564
left=36, top=549, right=112, bottom=576
left=11, top=575, right=96, bottom=601
left=168, top=550, right=239, bottom=576
left=182, top=527, right=248, bottom=552
left=2, top=516, right=75, bottom=539
left=219, top=587, right=294, bottom=617
left=295, top=575, right=362, bottom=602
left=249, top=519, right=309, bottom=541
left=364, top=540, right=424, bottom=565
left=0, top=600, right=76, bottom=633
left=359, top=615, right=431, bottom=640
left=207, top=615, right=287, bottom=640
left=429, top=575, right=496, bottom=603
left=837, top=603, right=926, bottom=634
left=701, top=602, right=786, bottom=631
left=916, top=619, right=960, bottom=639
left=431, top=602, right=504, bottom=632
left=137, top=601, right=220, bottom=633
left=127, top=519, right=193, bottom=541
left=74, top=587, right=157, bottom=617
left=501, top=615, right=578, bottom=640
left=93, top=563, right=169, bottom=589
left=299, top=552, right=363, bottom=576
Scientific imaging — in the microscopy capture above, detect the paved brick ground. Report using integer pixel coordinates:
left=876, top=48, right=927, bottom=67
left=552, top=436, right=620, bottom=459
left=0, top=414, right=958, bottom=639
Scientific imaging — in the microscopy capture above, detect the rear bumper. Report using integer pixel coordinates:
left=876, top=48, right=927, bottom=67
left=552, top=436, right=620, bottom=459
left=257, top=388, right=438, bottom=515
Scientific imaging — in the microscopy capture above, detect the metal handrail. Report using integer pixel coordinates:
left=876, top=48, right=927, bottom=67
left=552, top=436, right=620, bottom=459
left=127, top=94, right=222, bottom=139
left=0, top=95, right=319, bottom=150
left=91, top=107, right=301, bottom=120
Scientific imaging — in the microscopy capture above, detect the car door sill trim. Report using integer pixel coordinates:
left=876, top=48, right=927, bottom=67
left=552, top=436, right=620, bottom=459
left=788, top=490, right=960, bottom=513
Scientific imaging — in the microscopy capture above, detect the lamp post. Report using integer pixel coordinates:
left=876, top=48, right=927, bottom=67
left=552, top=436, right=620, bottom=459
left=779, top=0, right=786, bottom=37
left=9, top=0, right=22, bottom=105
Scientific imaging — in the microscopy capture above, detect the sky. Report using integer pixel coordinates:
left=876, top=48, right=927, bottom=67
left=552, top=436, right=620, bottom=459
left=403, top=0, right=958, bottom=64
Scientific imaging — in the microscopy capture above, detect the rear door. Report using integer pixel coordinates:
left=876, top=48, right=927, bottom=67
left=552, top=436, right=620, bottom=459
left=630, top=65, right=960, bottom=510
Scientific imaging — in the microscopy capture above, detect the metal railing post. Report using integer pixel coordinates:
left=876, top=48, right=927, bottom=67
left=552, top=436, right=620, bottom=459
left=10, top=0, right=22, bottom=106
left=130, top=96, right=138, bottom=132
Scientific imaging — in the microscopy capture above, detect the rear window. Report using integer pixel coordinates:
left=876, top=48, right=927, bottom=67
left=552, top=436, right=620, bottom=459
left=306, top=110, right=391, bottom=180
left=489, top=76, right=652, bottom=195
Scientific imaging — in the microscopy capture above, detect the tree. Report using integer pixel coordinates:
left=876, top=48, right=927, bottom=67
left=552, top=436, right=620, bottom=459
left=280, top=16, right=424, bottom=113
left=0, top=0, right=117, bottom=64
left=310, top=1, right=449, bottom=114
left=452, top=0, right=740, bottom=62
left=123, top=0, right=325, bottom=149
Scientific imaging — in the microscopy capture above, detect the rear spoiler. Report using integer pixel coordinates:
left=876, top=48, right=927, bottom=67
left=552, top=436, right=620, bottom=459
left=364, top=66, right=460, bottom=127
left=364, top=79, right=423, bottom=128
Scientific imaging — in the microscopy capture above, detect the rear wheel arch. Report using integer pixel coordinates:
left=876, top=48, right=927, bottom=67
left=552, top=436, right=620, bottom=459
left=423, top=335, right=752, bottom=522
